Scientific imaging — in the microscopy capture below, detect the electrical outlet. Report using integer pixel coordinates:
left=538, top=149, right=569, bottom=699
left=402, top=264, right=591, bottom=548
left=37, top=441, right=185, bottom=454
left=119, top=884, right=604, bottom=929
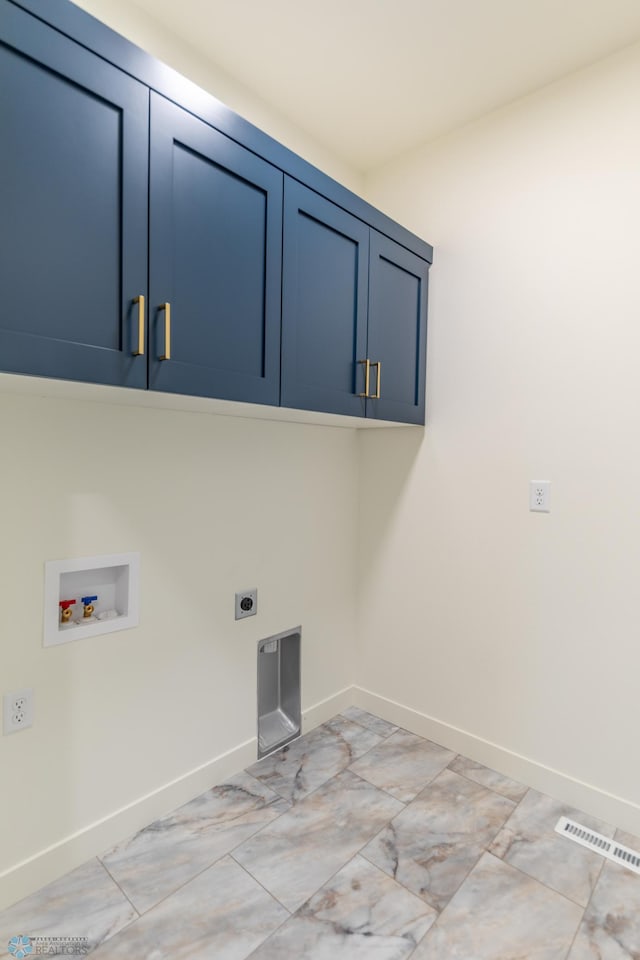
left=235, top=588, right=257, bottom=620
left=3, top=689, right=34, bottom=735
left=529, top=481, right=551, bottom=513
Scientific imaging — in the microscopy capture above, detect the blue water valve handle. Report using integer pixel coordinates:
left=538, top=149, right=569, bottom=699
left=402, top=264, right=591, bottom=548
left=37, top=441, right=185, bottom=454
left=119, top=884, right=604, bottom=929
left=81, top=595, right=98, bottom=605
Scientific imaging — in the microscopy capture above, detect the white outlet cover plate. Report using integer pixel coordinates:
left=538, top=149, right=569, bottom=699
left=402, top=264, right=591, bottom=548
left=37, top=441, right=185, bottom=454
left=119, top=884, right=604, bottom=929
left=529, top=480, right=551, bottom=512
left=3, top=688, right=34, bottom=735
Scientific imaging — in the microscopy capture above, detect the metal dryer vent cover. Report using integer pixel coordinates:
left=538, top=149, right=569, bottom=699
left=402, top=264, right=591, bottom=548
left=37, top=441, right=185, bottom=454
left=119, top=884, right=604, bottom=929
left=555, top=817, right=640, bottom=875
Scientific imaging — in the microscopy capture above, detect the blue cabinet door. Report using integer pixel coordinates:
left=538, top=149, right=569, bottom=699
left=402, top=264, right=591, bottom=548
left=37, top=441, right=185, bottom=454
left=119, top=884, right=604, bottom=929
left=281, top=179, right=370, bottom=417
left=0, top=2, right=148, bottom=388
left=148, top=93, right=283, bottom=405
left=367, top=232, right=429, bottom=424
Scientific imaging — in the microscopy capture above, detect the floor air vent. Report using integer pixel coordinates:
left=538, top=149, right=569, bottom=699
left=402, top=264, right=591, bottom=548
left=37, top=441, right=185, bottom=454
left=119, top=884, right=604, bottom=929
left=555, top=817, right=640, bottom=875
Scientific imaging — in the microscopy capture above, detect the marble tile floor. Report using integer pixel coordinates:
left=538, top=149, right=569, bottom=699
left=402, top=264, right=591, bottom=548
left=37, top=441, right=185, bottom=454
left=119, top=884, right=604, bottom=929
left=1, top=706, right=639, bottom=959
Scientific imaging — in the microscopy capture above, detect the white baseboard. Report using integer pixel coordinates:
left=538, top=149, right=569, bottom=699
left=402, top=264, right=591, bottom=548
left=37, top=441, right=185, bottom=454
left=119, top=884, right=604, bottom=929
left=353, top=687, right=640, bottom=836
left=0, top=686, right=356, bottom=912
left=302, top=684, right=356, bottom=733
left=10, top=683, right=633, bottom=913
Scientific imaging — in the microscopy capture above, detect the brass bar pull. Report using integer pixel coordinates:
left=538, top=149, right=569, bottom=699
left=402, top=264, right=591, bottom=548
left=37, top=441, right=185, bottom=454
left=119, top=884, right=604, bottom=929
left=370, top=361, right=381, bottom=399
left=357, top=358, right=370, bottom=398
left=132, top=295, right=145, bottom=356
left=159, top=302, right=171, bottom=360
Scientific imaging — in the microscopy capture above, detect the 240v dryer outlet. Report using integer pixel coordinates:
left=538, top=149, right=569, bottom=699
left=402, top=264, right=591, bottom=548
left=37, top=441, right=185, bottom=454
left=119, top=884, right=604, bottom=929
left=235, top=589, right=258, bottom=620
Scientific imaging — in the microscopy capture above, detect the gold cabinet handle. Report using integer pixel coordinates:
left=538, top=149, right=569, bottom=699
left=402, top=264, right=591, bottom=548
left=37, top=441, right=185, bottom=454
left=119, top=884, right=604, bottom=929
left=357, top=358, right=370, bottom=398
left=159, top=302, right=171, bottom=360
left=132, top=295, right=145, bottom=356
left=370, top=361, right=381, bottom=399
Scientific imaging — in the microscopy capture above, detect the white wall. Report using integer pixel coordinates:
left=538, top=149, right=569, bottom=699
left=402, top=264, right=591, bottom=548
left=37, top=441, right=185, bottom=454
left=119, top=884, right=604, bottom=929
left=71, top=0, right=363, bottom=194
left=0, top=390, right=358, bottom=903
left=359, top=43, right=640, bottom=830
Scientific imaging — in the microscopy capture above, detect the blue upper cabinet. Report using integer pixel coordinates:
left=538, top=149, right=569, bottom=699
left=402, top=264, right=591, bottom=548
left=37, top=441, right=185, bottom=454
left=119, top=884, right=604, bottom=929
left=0, top=2, right=148, bottom=388
left=281, top=178, right=430, bottom=423
left=366, top=232, right=429, bottom=425
left=281, top=179, right=370, bottom=417
left=1, top=0, right=432, bottom=423
left=148, top=93, right=283, bottom=405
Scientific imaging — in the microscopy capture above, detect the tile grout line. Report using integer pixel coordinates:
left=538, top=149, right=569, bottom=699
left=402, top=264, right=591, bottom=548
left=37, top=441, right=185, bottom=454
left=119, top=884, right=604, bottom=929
left=341, top=727, right=530, bottom=924
left=355, top=748, right=609, bottom=933
left=240, top=769, right=297, bottom=812
left=488, top=850, right=595, bottom=911
left=345, top=766, right=413, bottom=806
left=247, top=710, right=436, bottom=813
left=396, top=807, right=589, bottom=960
left=486, top=786, right=612, bottom=910
left=224, top=725, right=430, bottom=920
left=95, top=856, right=141, bottom=921
left=98, top=794, right=292, bottom=921
left=336, top=710, right=400, bottom=740
left=400, top=839, right=481, bottom=960
left=228, top=852, right=294, bottom=916
left=445, top=756, right=528, bottom=804
left=561, top=907, right=587, bottom=960
left=356, top=771, right=528, bottom=920
left=491, top=782, right=532, bottom=825
left=400, top=845, right=590, bottom=960
left=478, top=785, right=599, bottom=911
left=249, top=715, right=386, bottom=804
left=230, top=769, right=410, bottom=916
left=98, top=850, right=293, bottom=960
left=242, top=912, right=291, bottom=960
left=239, top=843, right=437, bottom=959
left=229, top=723, right=445, bottom=919
left=404, top=800, right=542, bottom=960
left=560, top=827, right=638, bottom=959
left=250, top=723, right=407, bottom=810
left=405, top=908, right=444, bottom=960
left=93, top=724, right=604, bottom=931
left=344, top=797, right=450, bottom=914
left=99, top=853, right=226, bottom=922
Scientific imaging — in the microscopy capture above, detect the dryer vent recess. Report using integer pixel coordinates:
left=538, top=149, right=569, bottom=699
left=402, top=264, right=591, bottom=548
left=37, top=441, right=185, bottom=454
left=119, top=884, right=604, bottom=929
left=257, top=628, right=301, bottom=759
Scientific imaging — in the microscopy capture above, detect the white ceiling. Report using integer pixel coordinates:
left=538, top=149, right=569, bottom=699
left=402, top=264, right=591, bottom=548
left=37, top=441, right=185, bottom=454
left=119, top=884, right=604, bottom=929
left=128, top=0, right=640, bottom=172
